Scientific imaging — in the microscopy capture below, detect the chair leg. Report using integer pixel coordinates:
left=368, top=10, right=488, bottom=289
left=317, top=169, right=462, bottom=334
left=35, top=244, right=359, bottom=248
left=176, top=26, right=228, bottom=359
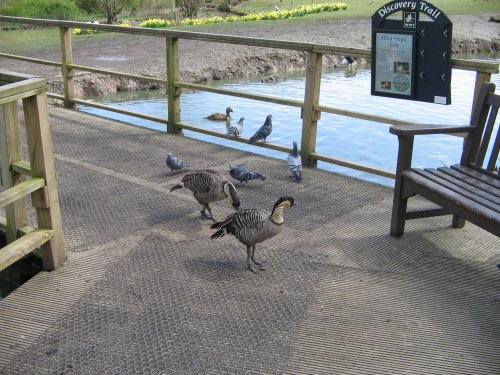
left=390, top=191, right=408, bottom=237
left=452, top=214, right=465, bottom=228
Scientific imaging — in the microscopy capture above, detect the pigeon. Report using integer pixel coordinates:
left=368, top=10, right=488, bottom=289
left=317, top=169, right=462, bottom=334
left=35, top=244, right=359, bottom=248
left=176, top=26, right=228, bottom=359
left=227, top=117, right=244, bottom=137
left=287, top=141, right=302, bottom=181
left=248, top=114, right=273, bottom=144
left=229, top=165, right=266, bottom=184
left=166, top=152, right=189, bottom=175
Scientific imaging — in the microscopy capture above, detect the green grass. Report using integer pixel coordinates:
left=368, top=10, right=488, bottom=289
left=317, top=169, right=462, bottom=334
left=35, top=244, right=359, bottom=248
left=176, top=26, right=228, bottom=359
left=234, top=0, right=499, bottom=20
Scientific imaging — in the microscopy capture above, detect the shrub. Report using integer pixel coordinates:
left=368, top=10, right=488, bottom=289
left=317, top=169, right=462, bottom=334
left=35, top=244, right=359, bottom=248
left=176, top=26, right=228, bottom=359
left=0, top=0, right=84, bottom=20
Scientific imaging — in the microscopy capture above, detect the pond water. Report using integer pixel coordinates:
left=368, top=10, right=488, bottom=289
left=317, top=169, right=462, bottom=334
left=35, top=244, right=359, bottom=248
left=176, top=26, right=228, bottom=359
left=79, top=56, right=499, bottom=186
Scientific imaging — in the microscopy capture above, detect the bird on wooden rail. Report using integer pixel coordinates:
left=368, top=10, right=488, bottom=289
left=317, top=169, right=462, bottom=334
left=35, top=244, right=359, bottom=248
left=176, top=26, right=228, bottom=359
left=248, top=114, right=273, bottom=144
left=211, top=196, right=295, bottom=273
left=229, top=165, right=266, bottom=185
left=227, top=117, right=245, bottom=137
left=166, top=152, right=190, bottom=175
left=287, top=141, right=302, bottom=181
left=205, top=107, right=233, bottom=122
left=170, top=169, right=240, bottom=222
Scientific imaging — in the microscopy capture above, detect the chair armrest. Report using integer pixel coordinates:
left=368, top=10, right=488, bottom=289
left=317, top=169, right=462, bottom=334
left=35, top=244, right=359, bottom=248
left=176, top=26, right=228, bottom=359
left=390, top=124, right=473, bottom=136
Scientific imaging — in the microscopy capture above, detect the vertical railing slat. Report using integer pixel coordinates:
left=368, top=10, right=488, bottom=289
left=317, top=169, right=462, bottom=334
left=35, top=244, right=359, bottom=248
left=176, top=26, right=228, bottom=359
left=22, top=92, right=65, bottom=270
left=0, top=101, right=29, bottom=243
left=60, top=27, right=75, bottom=108
left=301, top=51, right=323, bottom=168
left=166, top=37, right=182, bottom=135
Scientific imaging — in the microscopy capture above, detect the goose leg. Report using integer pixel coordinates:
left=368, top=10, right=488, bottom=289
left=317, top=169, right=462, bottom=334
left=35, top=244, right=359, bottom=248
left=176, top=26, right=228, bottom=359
left=250, top=245, right=265, bottom=270
left=247, top=246, right=259, bottom=273
left=200, top=204, right=214, bottom=220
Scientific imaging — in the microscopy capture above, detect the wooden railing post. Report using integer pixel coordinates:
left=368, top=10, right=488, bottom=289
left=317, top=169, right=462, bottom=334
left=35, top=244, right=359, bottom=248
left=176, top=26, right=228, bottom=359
left=60, top=27, right=75, bottom=108
left=0, top=101, right=28, bottom=243
left=166, top=36, right=182, bottom=135
left=22, top=92, right=65, bottom=270
left=301, top=51, right=323, bottom=168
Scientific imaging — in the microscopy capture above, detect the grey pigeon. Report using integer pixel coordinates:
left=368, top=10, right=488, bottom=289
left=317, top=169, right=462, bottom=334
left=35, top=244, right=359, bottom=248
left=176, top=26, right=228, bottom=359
left=287, top=141, right=302, bottom=181
left=166, top=152, right=189, bottom=175
left=229, top=165, right=266, bottom=184
left=227, top=117, right=244, bottom=137
left=248, top=114, right=273, bottom=144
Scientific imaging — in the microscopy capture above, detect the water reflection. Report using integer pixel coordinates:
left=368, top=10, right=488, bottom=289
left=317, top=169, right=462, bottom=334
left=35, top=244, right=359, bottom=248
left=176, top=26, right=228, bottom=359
left=79, top=57, right=499, bottom=186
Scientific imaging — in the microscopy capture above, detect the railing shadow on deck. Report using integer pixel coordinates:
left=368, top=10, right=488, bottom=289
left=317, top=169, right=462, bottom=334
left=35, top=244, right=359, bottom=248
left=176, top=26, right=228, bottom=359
left=0, top=15, right=498, bottom=180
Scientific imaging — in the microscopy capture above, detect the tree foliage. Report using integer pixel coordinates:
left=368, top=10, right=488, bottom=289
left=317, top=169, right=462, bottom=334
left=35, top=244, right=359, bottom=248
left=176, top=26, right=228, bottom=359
left=76, top=0, right=138, bottom=23
left=177, top=0, right=204, bottom=17
left=0, top=0, right=84, bottom=19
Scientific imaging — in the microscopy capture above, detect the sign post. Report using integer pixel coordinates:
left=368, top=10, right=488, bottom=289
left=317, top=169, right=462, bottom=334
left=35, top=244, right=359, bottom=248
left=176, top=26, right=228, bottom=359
left=371, top=0, right=452, bottom=105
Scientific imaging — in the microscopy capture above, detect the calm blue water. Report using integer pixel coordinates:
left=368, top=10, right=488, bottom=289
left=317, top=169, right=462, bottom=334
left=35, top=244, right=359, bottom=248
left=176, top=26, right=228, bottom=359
left=79, top=59, right=499, bottom=186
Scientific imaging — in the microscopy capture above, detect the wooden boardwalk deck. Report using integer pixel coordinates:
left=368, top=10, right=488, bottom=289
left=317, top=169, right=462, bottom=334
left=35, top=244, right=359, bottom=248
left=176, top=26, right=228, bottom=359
left=0, top=106, right=499, bottom=374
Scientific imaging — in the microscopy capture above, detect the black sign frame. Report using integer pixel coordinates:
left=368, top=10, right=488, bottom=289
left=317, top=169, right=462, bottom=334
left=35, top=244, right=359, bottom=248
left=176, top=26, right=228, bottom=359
left=371, top=0, right=452, bottom=105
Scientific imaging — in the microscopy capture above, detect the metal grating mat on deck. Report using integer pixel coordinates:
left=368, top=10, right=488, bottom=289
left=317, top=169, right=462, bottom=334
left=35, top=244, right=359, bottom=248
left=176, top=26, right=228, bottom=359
left=1, top=236, right=327, bottom=374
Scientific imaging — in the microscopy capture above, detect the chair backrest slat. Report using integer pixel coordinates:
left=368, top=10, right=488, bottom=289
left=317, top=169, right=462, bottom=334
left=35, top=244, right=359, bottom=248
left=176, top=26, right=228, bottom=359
left=477, top=106, right=498, bottom=167
left=461, top=82, right=499, bottom=173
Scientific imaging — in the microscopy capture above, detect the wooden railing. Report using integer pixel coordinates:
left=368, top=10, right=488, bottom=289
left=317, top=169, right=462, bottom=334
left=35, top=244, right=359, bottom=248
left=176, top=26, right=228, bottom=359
left=0, top=16, right=498, bottom=179
left=0, top=69, right=65, bottom=272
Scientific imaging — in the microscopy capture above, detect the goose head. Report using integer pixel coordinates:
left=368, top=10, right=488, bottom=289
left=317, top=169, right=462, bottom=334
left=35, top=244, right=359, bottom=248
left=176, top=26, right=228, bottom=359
left=223, top=181, right=240, bottom=210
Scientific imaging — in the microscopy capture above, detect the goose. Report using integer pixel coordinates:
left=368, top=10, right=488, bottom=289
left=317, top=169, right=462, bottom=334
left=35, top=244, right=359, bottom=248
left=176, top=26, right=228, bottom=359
left=287, top=141, right=302, bottom=181
left=170, top=169, right=240, bottom=221
left=211, top=195, right=295, bottom=273
left=205, top=107, right=233, bottom=122
left=248, top=114, right=273, bottom=144
left=166, top=152, right=190, bottom=175
left=229, top=165, right=266, bottom=184
left=227, top=117, right=244, bottom=137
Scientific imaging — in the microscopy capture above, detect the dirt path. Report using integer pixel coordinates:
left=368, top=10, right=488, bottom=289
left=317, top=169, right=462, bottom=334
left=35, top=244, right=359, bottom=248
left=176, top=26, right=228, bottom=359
left=0, top=13, right=498, bottom=96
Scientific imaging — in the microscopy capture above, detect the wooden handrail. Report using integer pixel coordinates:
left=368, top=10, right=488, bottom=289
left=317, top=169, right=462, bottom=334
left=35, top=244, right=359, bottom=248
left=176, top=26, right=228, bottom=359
left=0, top=15, right=498, bottom=179
left=0, top=178, right=45, bottom=208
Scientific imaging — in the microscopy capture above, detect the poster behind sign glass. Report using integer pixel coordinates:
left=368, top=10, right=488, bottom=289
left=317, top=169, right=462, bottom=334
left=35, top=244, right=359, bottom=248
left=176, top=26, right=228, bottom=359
left=374, top=32, right=415, bottom=97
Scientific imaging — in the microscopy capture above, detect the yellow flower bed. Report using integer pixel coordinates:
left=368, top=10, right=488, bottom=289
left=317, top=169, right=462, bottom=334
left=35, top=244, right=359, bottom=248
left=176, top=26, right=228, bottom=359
left=140, top=3, right=348, bottom=28
left=73, top=22, right=131, bottom=35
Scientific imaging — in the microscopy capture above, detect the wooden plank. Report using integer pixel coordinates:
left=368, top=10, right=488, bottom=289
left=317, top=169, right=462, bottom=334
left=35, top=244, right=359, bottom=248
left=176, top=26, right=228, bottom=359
left=451, top=165, right=500, bottom=188
left=0, top=229, right=54, bottom=272
left=438, top=167, right=500, bottom=199
left=22, top=92, right=65, bottom=271
left=406, top=207, right=450, bottom=219
left=0, top=52, right=61, bottom=67
left=67, top=63, right=167, bottom=84
left=177, top=122, right=291, bottom=153
left=317, top=104, right=417, bottom=127
left=0, top=78, right=46, bottom=101
left=0, top=178, right=45, bottom=208
left=11, top=160, right=32, bottom=176
left=403, top=171, right=500, bottom=236
left=422, top=168, right=500, bottom=208
left=0, top=87, right=47, bottom=105
left=0, top=216, right=35, bottom=236
left=71, top=98, right=168, bottom=124
left=412, top=168, right=500, bottom=213
left=310, top=152, right=395, bottom=179
left=178, top=82, right=303, bottom=108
